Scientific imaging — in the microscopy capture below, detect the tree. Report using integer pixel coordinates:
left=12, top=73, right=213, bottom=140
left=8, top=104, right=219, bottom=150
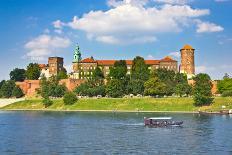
left=223, top=73, right=230, bottom=79
left=10, top=68, right=26, bottom=82
left=92, top=67, right=104, bottom=85
left=127, top=79, right=144, bottom=95
left=144, top=77, right=166, bottom=96
left=42, top=97, right=53, bottom=108
left=57, top=69, right=68, bottom=80
left=12, top=86, right=24, bottom=98
left=106, top=79, right=125, bottom=98
left=0, top=80, right=16, bottom=98
left=152, top=68, right=176, bottom=95
left=193, top=73, right=213, bottom=106
left=93, top=67, right=104, bottom=80
left=109, top=60, right=127, bottom=79
left=0, top=80, right=5, bottom=89
left=175, top=83, right=192, bottom=97
left=25, top=63, right=41, bottom=80
left=174, top=73, right=192, bottom=97
left=131, top=56, right=150, bottom=81
left=217, top=78, right=232, bottom=94
left=63, top=92, right=78, bottom=105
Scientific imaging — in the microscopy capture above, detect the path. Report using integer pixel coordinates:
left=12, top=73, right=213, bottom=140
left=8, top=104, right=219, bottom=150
left=0, top=98, right=25, bottom=108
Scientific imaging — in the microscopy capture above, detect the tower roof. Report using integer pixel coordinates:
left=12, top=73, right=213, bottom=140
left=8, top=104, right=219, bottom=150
left=182, top=44, right=194, bottom=50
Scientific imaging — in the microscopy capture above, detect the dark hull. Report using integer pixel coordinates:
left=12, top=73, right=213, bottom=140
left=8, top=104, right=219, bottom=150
left=144, top=119, right=183, bottom=127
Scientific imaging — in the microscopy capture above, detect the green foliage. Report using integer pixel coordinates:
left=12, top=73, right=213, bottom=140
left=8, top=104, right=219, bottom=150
left=152, top=68, right=176, bottom=95
left=10, top=68, right=26, bottom=82
left=93, top=66, right=104, bottom=80
left=106, top=79, right=126, bottom=98
left=109, top=60, right=127, bottom=79
left=127, top=79, right=144, bottom=95
left=25, top=63, right=41, bottom=80
left=57, top=69, right=68, bottom=80
left=217, top=78, right=232, bottom=94
left=144, top=77, right=166, bottom=96
left=42, top=97, right=53, bottom=108
left=0, top=80, right=16, bottom=98
left=221, top=90, right=232, bottom=97
left=12, top=86, right=24, bottom=98
left=39, top=76, right=67, bottom=98
left=175, top=83, right=192, bottom=97
left=75, top=81, right=106, bottom=97
left=131, top=56, right=150, bottom=81
left=193, top=73, right=213, bottom=106
left=0, top=80, right=5, bottom=89
left=63, top=92, right=78, bottom=105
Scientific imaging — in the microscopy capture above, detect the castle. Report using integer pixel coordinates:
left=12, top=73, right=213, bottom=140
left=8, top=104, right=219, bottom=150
left=17, top=44, right=201, bottom=96
left=69, top=44, right=195, bottom=80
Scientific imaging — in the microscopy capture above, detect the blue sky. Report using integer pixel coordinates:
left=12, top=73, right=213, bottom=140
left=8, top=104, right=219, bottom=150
left=0, top=0, right=231, bottom=80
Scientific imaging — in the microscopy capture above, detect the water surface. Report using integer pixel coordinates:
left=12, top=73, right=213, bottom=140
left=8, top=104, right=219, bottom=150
left=0, top=111, right=231, bottom=154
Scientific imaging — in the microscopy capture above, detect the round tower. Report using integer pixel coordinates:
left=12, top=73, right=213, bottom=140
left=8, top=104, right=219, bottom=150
left=180, top=44, right=195, bottom=79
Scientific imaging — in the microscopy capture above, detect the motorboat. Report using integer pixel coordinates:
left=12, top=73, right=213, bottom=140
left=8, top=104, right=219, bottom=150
left=144, top=117, right=183, bottom=127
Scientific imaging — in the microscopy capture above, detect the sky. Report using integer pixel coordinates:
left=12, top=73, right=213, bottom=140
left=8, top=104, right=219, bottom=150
left=0, top=0, right=231, bottom=80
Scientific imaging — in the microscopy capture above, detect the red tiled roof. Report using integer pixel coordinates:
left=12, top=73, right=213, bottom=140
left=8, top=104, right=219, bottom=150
left=38, top=64, right=47, bottom=69
left=160, top=56, right=177, bottom=62
left=96, top=59, right=161, bottom=65
left=81, top=57, right=96, bottom=63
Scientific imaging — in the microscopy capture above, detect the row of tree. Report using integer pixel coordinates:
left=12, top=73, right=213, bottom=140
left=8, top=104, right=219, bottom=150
left=74, top=56, right=213, bottom=106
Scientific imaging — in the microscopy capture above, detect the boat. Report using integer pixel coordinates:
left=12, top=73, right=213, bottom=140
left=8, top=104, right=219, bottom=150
left=144, top=117, right=183, bottom=127
left=198, top=110, right=229, bottom=115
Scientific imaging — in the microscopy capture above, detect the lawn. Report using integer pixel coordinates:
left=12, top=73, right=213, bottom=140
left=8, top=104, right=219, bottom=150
left=1, top=97, right=232, bottom=112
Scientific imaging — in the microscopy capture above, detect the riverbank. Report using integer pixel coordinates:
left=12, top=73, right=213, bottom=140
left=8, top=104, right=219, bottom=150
left=1, top=97, right=232, bottom=112
left=0, top=98, right=25, bottom=108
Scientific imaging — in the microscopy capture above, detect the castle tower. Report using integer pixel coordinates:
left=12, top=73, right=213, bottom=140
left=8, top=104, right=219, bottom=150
left=72, top=44, right=82, bottom=72
left=48, top=57, right=64, bottom=76
left=180, top=44, right=195, bottom=79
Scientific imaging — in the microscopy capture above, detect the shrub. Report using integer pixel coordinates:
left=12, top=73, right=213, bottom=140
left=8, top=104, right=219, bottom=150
left=222, top=90, right=232, bottom=97
left=63, top=92, right=78, bottom=105
left=42, top=97, right=53, bottom=108
left=12, top=86, right=24, bottom=98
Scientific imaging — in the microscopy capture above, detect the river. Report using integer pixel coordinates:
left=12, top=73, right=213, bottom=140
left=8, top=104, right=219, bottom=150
left=0, top=111, right=231, bottom=154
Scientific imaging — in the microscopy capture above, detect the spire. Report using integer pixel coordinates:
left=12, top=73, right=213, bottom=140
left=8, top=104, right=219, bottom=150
left=73, top=43, right=82, bottom=62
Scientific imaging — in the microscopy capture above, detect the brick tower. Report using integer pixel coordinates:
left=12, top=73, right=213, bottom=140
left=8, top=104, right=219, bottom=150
left=180, top=44, right=195, bottom=79
left=48, top=57, right=64, bottom=76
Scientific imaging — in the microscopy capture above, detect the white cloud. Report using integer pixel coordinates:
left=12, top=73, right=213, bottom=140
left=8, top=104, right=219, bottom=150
left=53, top=20, right=64, bottom=29
left=196, top=20, right=224, bottom=33
left=24, top=34, right=71, bottom=61
left=169, top=52, right=180, bottom=58
left=153, top=0, right=188, bottom=5
left=147, top=54, right=155, bottom=59
left=57, top=0, right=211, bottom=44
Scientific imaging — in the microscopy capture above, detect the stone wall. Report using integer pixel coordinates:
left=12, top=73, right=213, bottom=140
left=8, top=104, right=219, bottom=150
left=16, top=79, right=85, bottom=97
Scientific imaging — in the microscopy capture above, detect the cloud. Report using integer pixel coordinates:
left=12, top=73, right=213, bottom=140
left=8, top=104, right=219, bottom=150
left=24, top=34, right=71, bottom=61
left=147, top=54, right=155, bottom=59
left=153, top=0, right=188, bottom=5
left=55, top=0, right=212, bottom=44
left=53, top=20, right=64, bottom=29
left=169, top=52, right=180, bottom=58
left=196, top=20, right=224, bottom=33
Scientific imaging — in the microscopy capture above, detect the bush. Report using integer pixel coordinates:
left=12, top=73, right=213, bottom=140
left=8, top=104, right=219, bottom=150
left=63, top=92, right=78, bottom=105
left=42, top=97, right=53, bottom=108
left=222, top=90, right=232, bottom=97
left=193, top=94, right=214, bottom=106
left=12, top=86, right=24, bottom=98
